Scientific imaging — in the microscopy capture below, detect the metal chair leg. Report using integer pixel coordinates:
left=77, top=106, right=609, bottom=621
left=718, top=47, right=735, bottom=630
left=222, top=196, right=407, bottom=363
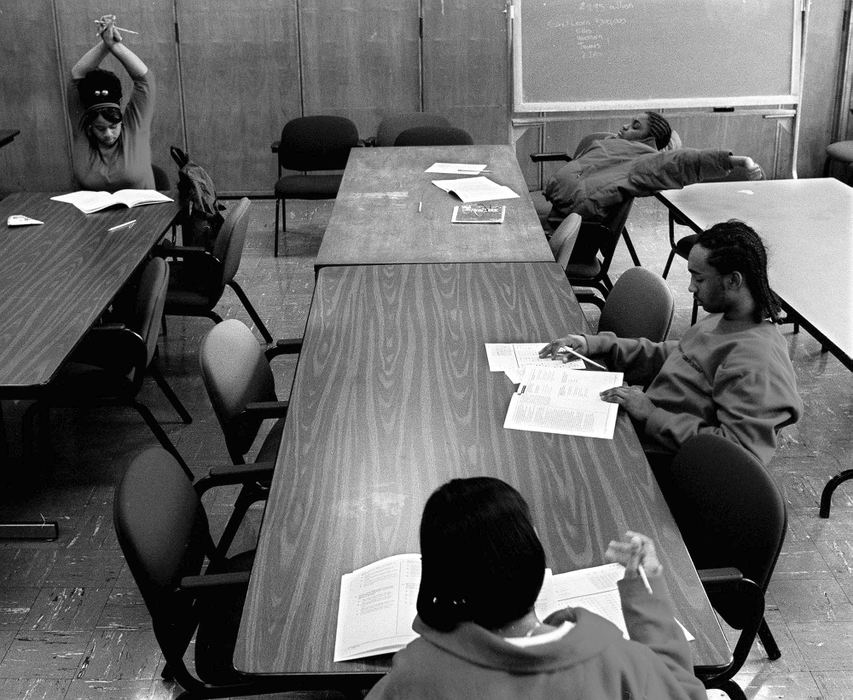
left=274, top=197, right=280, bottom=257
left=758, top=617, right=781, bottom=660
left=132, top=401, right=193, bottom=481
left=621, top=227, right=642, bottom=267
left=227, top=280, right=274, bottom=343
left=820, top=469, right=853, bottom=517
left=662, top=249, right=677, bottom=279
left=148, top=356, right=192, bottom=424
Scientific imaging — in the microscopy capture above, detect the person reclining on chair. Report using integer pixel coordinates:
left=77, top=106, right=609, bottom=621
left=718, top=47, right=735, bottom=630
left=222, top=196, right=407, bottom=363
left=540, top=220, right=802, bottom=468
left=541, top=112, right=764, bottom=232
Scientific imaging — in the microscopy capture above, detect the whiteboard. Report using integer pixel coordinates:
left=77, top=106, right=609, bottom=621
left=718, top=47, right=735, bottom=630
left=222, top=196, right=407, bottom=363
left=512, top=0, right=802, bottom=112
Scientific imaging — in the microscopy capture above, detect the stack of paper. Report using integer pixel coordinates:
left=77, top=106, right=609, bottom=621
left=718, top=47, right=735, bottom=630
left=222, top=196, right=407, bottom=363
left=504, top=364, right=623, bottom=440
left=432, top=176, right=519, bottom=203
left=485, top=343, right=584, bottom=383
left=425, top=162, right=488, bottom=175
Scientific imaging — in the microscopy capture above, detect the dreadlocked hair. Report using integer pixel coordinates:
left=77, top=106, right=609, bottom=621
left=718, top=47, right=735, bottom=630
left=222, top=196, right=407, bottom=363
left=696, top=220, right=781, bottom=323
left=644, top=111, right=672, bottom=150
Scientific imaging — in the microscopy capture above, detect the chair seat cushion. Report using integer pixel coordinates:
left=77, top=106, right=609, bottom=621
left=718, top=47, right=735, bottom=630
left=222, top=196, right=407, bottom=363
left=165, top=260, right=222, bottom=312
left=194, top=549, right=255, bottom=684
left=50, top=362, right=134, bottom=400
left=275, top=173, right=343, bottom=199
left=826, top=140, right=853, bottom=163
left=564, top=259, right=602, bottom=280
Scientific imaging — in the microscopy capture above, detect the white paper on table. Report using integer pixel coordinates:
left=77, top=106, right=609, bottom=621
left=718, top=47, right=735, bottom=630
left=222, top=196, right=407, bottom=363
left=333, top=553, right=421, bottom=662
left=425, top=162, right=487, bottom=175
left=431, top=176, right=519, bottom=203
left=534, top=564, right=695, bottom=642
left=485, top=343, right=584, bottom=384
left=504, top=365, right=623, bottom=439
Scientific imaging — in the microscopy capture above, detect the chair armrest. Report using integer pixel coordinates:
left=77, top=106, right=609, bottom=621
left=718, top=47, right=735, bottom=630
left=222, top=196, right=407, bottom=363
left=271, top=140, right=280, bottom=154
left=179, top=570, right=251, bottom=592
left=530, top=151, right=572, bottom=163
left=244, top=400, right=289, bottom=419
left=153, top=243, right=211, bottom=260
left=88, top=322, right=127, bottom=332
left=697, top=567, right=743, bottom=587
left=195, top=461, right=276, bottom=496
left=266, top=338, right=303, bottom=359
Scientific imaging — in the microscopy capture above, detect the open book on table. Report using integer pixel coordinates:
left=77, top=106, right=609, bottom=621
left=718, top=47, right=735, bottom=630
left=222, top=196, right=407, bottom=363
left=333, top=555, right=693, bottom=662
left=504, top=364, right=623, bottom=439
left=50, top=189, right=173, bottom=214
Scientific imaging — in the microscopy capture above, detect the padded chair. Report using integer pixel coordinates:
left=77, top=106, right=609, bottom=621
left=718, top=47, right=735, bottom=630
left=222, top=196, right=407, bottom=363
left=114, top=446, right=287, bottom=698
left=553, top=197, right=635, bottom=308
left=161, top=198, right=274, bottom=344
left=23, top=258, right=192, bottom=478
left=375, top=112, right=451, bottom=147
left=597, top=267, right=674, bottom=342
left=199, top=319, right=302, bottom=553
left=199, top=319, right=301, bottom=467
left=531, top=131, right=642, bottom=267
left=393, top=125, right=474, bottom=146
left=662, top=434, right=787, bottom=700
left=272, top=115, right=359, bottom=256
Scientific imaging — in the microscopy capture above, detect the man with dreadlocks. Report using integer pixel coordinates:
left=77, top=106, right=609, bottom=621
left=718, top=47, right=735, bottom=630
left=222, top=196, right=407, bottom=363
left=540, top=220, right=802, bottom=468
left=540, top=112, right=764, bottom=231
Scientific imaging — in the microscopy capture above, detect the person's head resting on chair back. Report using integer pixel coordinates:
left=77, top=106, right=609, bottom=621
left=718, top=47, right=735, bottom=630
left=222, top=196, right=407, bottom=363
left=689, top=219, right=782, bottom=324
left=416, top=476, right=546, bottom=633
left=617, top=111, right=672, bottom=150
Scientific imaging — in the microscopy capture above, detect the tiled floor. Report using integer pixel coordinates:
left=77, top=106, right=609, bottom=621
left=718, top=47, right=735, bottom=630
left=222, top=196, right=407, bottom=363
left=0, top=196, right=851, bottom=699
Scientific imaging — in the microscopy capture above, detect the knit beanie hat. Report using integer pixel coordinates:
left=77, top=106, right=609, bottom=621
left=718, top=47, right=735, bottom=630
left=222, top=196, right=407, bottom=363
left=645, top=111, right=672, bottom=150
left=78, top=69, right=123, bottom=113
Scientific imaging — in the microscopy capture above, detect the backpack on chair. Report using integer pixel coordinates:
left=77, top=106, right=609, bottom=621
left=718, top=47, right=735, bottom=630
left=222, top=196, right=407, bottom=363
left=170, top=146, right=225, bottom=251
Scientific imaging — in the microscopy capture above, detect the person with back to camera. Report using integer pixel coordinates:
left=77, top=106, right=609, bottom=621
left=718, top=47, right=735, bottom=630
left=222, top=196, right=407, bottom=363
left=539, top=220, right=802, bottom=472
left=69, top=14, right=155, bottom=191
left=365, top=476, right=707, bottom=699
left=540, top=111, right=765, bottom=232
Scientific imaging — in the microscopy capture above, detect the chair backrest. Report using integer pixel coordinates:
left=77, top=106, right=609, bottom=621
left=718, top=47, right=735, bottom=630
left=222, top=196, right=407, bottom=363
left=279, top=115, right=359, bottom=172
left=199, top=319, right=278, bottom=462
left=152, top=164, right=170, bottom=191
left=667, top=434, right=787, bottom=625
left=394, top=125, right=474, bottom=147
left=376, top=112, right=451, bottom=147
left=212, top=197, right=251, bottom=286
left=598, top=267, right=674, bottom=342
left=553, top=213, right=582, bottom=266
left=114, top=446, right=212, bottom=665
left=132, top=257, right=170, bottom=367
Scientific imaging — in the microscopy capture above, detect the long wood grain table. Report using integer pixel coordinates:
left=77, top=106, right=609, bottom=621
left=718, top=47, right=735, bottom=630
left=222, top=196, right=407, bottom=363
left=0, top=192, right=178, bottom=538
left=0, top=193, right=179, bottom=396
left=314, top=145, right=553, bottom=270
left=234, top=262, right=730, bottom=690
left=656, top=178, right=852, bottom=371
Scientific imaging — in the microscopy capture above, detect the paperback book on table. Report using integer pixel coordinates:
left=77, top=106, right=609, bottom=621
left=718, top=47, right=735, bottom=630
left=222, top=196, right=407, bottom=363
left=451, top=203, right=506, bottom=224
left=50, top=189, right=173, bottom=214
left=332, top=554, right=688, bottom=662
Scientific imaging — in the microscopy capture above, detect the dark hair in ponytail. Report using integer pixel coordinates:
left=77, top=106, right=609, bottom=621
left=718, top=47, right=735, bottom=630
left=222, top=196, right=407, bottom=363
left=697, top=220, right=781, bottom=323
left=416, top=477, right=545, bottom=632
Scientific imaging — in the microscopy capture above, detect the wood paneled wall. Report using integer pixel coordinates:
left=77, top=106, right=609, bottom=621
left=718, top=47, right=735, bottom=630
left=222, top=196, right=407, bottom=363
left=0, top=1, right=848, bottom=195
